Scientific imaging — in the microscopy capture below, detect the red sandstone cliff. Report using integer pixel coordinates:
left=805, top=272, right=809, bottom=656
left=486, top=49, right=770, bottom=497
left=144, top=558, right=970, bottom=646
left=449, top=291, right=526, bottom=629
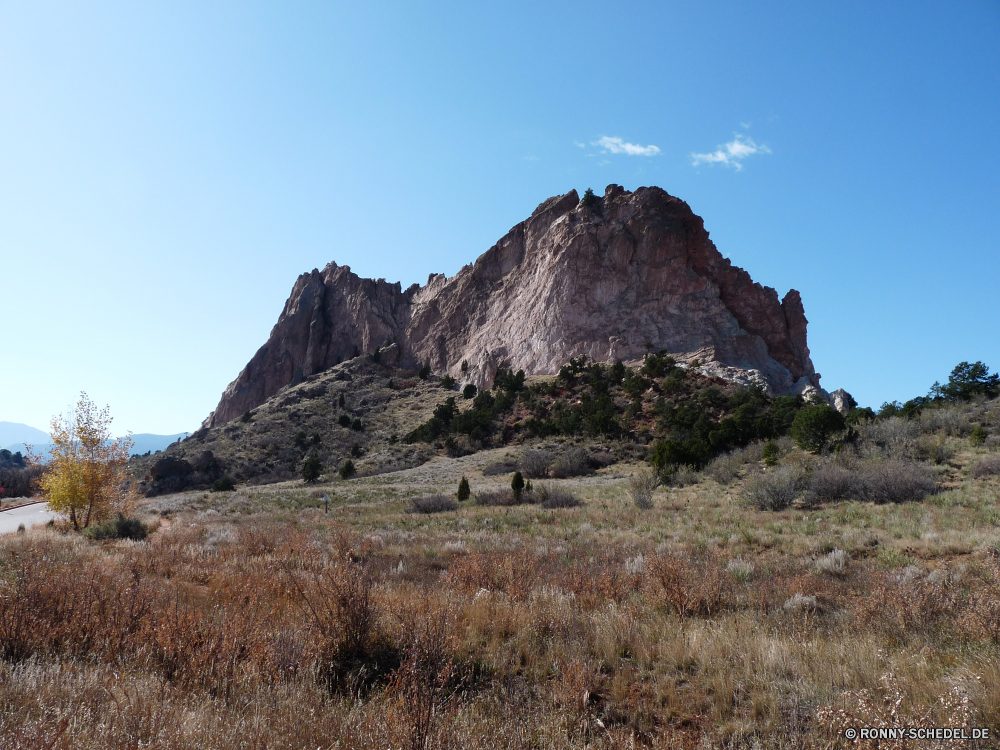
left=205, top=185, right=820, bottom=427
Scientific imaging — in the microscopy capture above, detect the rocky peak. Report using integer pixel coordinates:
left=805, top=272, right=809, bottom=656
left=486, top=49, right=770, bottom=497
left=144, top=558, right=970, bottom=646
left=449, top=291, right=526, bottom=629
left=204, top=185, right=826, bottom=427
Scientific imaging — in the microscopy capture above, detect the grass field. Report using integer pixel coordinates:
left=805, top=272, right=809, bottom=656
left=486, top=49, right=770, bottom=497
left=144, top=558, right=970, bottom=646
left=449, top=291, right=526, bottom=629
left=3, top=400, right=1000, bottom=748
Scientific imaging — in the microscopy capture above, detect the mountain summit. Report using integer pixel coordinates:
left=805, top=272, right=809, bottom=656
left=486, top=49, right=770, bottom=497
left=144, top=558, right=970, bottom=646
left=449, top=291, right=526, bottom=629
left=206, top=185, right=824, bottom=427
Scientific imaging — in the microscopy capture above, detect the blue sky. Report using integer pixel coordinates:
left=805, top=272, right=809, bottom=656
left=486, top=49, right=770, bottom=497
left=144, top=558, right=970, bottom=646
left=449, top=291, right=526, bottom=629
left=2, top=0, right=998, bottom=435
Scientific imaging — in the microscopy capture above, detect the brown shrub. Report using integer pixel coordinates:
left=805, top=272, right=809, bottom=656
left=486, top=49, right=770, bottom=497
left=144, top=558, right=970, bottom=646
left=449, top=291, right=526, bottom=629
left=805, top=464, right=861, bottom=506
left=481, top=461, right=518, bottom=477
left=557, top=560, right=642, bottom=610
left=444, top=552, right=541, bottom=601
left=856, top=460, right=937, bottom=504
left=0, top=541, right=156, bottom=663
left=386, top=600, right=456, bottom=750
left=703, top=452, right=743, bottom=485
left=410, top=494, right=459, bottom=514
left=958, top=557, right=1000, bottom=643
left=852, top=569, right=959, bottom=641
left=145, top=598, right=269, bottom=696
left=645, top=551, right=728, bottom=619
left=550, top=447, right=592, bottom=478
left=285, top=559, right=393, bottom=694
left=535, top=484, right=582, bottom=509
left=740, top=466, right=804, bottom=510
left=519, top=449, right=553, bottom=479
left=551, top=659, right=606, bottom=742
left=474, top=488, right=518, bottom=506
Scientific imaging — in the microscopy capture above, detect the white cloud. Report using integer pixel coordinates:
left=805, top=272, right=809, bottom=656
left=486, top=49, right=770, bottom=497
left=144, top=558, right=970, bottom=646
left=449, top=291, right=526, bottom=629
left=593, top=136, right=661, bottom=157
left=691, top=134, right=771, bottom=171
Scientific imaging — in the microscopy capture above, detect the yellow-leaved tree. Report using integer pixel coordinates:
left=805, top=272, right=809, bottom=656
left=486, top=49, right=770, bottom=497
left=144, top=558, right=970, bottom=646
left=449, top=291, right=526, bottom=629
left=40, top=392, right=135, bottom=530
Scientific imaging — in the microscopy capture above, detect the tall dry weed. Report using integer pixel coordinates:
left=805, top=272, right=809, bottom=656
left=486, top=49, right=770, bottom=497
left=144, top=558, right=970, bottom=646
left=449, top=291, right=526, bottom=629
left=386, top=600, right=457, bottom=750
left=645, top=551, right=728, bottom=619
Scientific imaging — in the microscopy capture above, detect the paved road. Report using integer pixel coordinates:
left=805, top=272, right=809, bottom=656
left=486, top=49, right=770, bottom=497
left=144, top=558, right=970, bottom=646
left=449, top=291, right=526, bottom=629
left=0, top=503, right=62, bottom=534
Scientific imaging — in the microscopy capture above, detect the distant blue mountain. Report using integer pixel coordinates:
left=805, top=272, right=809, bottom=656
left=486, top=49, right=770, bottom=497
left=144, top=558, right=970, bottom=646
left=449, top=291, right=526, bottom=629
left=0, top=422, right=50, bottom=449
left=3, top=424, right=189, bottom=460
left=129, top=433, right=189, bottom=456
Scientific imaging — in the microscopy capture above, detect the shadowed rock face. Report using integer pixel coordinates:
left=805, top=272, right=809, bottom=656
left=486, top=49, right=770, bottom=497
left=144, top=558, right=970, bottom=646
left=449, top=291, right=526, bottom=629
left=205, top=185, right=820, bottom=427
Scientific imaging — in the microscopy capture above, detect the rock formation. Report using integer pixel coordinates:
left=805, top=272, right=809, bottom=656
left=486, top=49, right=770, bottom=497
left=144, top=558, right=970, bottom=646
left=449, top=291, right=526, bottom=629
left=205, top=185, right=826, bottom=427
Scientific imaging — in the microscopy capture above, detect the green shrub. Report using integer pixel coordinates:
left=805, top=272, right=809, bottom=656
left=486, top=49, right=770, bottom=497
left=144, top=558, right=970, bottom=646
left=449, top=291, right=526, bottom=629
left=338, top=394, right=346, bottom=408
left=581, top=187, right=598, bottom=208
left=971, top=424, right=987, bottom=446
left=83, top=514, right=149, bottom=541
left=440, top=375, right=456, bottom=389
left=511, top=470, right=525, bottom=501
left=650, top=438, right=711, bottom=473
left=339, top=459, right=356, bottom=480
left=433, top=398, right=458, bottom=426
left=457, top=476, right=470, bottom=501
left=418, top=363, right=432, bottom=380
left=461, top=360, right=469, bottom=373
left=790, top=405, right=845, bottom=452
left=240, top=410, right=253, bottom=423
left=493, top=368, right=525, bottom=393
left=846, top=407, right=876, bottom=425
left=211, top=476, right=236, bottom=492
left=338, top=414, right=351, bottom=428
left=351, top=418, right=363, bottom=431
left=301, top=455, right=322, bottom=483
left=462, top=383, right=477, bottom=400
left=762, top=440, right=779, bottom=467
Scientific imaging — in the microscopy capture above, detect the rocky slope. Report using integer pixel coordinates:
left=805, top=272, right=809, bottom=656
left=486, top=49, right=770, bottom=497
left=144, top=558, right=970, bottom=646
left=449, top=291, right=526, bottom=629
left=206, top=185, right=823, bottom=428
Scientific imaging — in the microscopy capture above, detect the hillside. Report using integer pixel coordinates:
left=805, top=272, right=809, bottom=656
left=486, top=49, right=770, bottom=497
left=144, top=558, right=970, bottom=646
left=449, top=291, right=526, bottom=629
left=134, top=344, right=844, bottom=495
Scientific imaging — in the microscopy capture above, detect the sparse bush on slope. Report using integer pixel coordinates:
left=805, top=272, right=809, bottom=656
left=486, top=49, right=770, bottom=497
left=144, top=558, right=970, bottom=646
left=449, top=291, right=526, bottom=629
left=856, top=460, right=937, bottom=504
left=972, top=455, right=1000, bottom=478
left=410, top=494, right=459, bottom=514
left=741, top=466, right=805, bottom=510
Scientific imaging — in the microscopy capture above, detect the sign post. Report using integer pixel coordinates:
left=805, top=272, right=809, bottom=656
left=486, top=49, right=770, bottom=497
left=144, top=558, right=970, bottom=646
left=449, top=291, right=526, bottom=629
left=323, top=492, right=329, bottom=514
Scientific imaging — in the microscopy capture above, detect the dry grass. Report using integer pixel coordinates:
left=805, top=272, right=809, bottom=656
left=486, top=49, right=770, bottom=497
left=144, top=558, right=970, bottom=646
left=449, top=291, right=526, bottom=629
left=5, top=405, right=1000, bottom=748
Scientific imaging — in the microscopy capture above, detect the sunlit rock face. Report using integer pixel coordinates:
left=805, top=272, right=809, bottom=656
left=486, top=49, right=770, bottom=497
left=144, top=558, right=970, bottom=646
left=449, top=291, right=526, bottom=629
left=205, top=185, right=822, bottom=427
